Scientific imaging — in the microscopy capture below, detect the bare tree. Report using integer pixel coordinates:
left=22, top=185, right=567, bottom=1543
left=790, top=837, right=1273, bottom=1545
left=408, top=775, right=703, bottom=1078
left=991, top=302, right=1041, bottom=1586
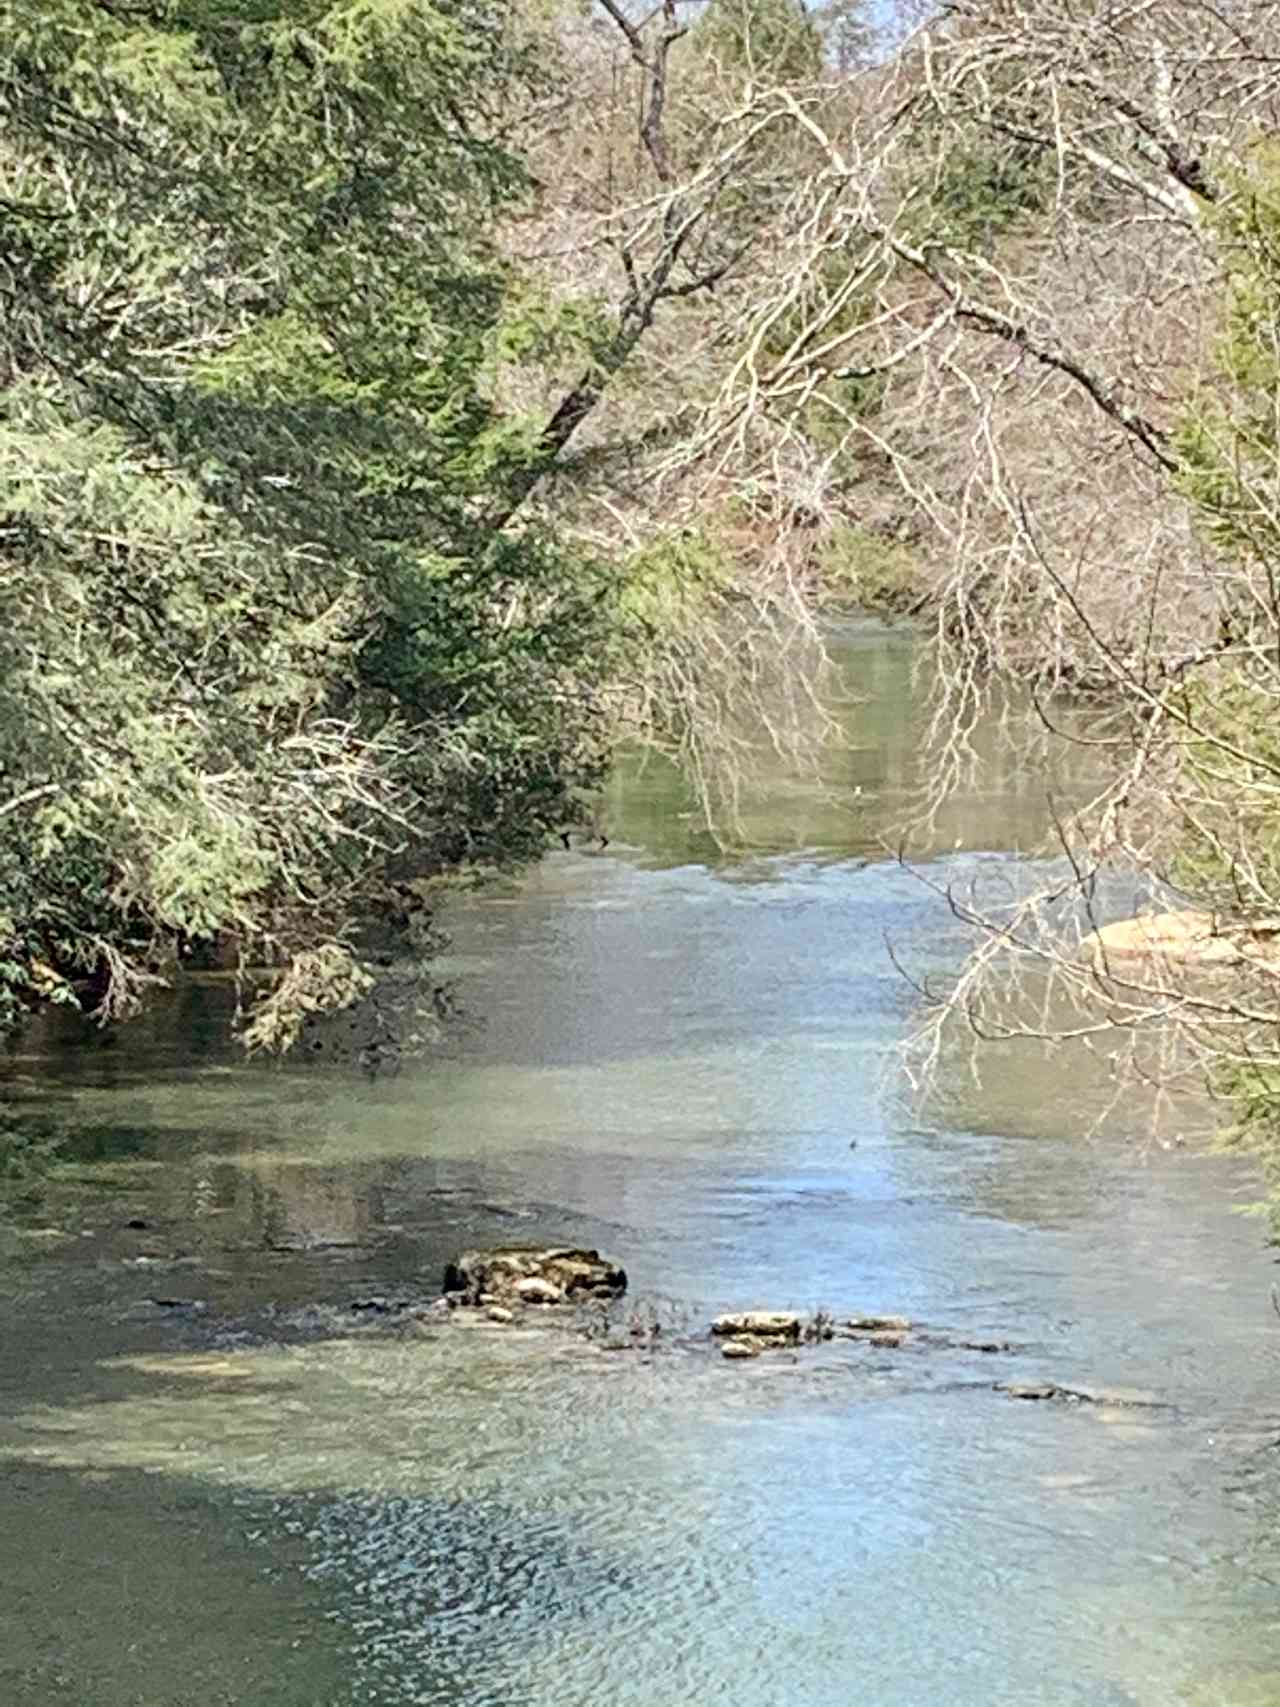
left=489, top=0, right=866, bottom=832
left=650, top=0, right=1280, bottom=1173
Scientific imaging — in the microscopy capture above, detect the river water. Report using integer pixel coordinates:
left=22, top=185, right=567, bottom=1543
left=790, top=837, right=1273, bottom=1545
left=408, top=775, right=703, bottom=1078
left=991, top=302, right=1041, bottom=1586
left=3, top=620, right=1280, bottom=1706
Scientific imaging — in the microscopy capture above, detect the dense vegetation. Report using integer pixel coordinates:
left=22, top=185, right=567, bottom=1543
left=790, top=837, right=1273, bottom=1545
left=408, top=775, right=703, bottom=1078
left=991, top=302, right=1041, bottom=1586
left=6, top=0, right=1280, bottom=1221
left=0, top=0, right=828, bottom=1055
left=1, top=1, right=613, bottom=1042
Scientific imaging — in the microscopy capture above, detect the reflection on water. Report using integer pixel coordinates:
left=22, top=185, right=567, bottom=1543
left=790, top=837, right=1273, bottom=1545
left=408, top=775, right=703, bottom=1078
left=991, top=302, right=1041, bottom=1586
left=604, top=618, right=1089, bottom=863
left=3, top=621, right=1280, bottom=1707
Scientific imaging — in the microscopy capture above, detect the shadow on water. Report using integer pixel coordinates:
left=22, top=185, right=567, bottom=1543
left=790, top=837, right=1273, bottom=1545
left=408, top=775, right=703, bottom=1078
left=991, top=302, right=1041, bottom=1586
left=5, top=620, right=1280, bottom=1706
left=1, top=1462, right=349, bottom=1707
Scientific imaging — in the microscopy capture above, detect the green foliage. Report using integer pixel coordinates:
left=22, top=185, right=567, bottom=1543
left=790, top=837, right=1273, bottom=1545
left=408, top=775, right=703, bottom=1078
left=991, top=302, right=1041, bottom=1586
left=818, top=524, right=918, bottom=612
left=917, top=139, right=1049, bottom=252
left=758, top=248, right=892, bottom=443
left=695, top=0, right=821, bottom=82
left=1172, top=154, right=1280, bottom=900
left=1211, top=1058, right=1280, bottom=1240
left=618, top=530, right=735, bottom=632
left=1170, top=150, right=1280, bottom=1225
left=0, top=0, right=622, bottom=1043
left=1169, top=670, right=1280, bottom=905
left=1175, top=148, right=1280, bottom=571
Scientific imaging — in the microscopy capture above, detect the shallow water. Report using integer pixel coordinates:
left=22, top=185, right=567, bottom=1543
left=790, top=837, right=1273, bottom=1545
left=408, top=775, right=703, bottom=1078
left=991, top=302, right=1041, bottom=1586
left=3, top=621, right=1280, bottom=1707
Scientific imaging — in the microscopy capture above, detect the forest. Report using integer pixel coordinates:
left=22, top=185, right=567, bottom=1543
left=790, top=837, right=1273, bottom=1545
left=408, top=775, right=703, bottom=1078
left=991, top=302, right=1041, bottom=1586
left=5, top=0, right=1280, bottom=1213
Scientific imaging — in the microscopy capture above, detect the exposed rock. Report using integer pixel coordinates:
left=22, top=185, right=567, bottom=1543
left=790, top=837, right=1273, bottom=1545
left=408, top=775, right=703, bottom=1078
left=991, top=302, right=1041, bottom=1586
left=1084, top=909, right=1280, bottom=972
left=959, top=1340, right=1012, bottom=1354
left=443, top=1245, right=627, bottom=1305
left=1062, top=1384, right=1161, bottom=1409
left=846, top=1314, right=912, bottom=1333
left=721, top=1339, right=762, bottom=1360
left=485, top=1305, right=516, bottom=1324
left=513, top=1277, right=564, bottom=1306
left=998, top=1378, right=1166, bottom=1407
left=412, top=1298, right=454, bottom=1323
left=540, top=1253, right=625, bottom=1297
left=711, top=1311, right=801, bottom=1342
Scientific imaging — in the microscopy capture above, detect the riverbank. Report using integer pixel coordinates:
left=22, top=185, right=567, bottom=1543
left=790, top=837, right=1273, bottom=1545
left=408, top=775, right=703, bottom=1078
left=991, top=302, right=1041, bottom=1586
left=4, top=623, right=1280, bottom=1707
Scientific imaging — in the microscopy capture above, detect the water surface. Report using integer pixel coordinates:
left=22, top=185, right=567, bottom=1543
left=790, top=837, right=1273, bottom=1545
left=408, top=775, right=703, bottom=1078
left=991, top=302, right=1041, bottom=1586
left=3, top=621, right=1280, bottom=1707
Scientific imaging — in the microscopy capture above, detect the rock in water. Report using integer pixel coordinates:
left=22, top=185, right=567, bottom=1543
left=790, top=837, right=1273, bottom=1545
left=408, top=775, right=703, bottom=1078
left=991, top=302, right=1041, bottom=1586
left=721, top=1339, right=762, bottom=1360
left=442, top=1245, right=627, bottom=1306
left=1083, top=910, right=1245, bottom=970
left=711, top=1311, right=802, bottom=1343
left=845, top=1314, right=912, bottom=1333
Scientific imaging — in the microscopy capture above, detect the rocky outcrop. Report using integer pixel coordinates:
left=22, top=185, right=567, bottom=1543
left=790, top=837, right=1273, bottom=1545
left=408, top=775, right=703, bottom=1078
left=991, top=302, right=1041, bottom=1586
left=513, top=1276, right=564, bottom=1306
left=442, top=1245, right=627, bottom=1307
left=711, top=1311, right=802, bottom=1343
left=1084, top=909, right=1280, bottom=972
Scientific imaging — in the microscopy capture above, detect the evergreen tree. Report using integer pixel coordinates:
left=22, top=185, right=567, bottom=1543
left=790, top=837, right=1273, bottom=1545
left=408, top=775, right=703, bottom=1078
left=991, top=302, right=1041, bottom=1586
left=0, top=1, right=619, bottom=1038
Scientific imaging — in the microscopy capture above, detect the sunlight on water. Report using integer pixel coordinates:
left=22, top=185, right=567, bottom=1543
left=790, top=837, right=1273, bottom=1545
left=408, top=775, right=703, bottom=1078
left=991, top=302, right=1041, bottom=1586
left=4, top=623, right=1280, bottom=1707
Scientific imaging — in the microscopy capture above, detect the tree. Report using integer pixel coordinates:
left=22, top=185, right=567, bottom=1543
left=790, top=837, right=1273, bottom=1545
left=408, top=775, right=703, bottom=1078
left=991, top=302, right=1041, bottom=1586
left=0, top=0, right=624, bottom=1043
left=482, top=0, right=860, bottom=828
left=696, top=0, right=822, bottom=80
left=656, top=0, right=1280, bottom=1221
left=0, top=0, right=861, bottom=1055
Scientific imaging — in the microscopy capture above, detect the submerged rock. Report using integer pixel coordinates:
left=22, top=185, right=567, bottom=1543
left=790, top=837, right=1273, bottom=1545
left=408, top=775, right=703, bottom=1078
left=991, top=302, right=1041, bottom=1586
left=998, top=1380, right=1164, bottom=1410
left=442, top=1245, right=627, bottom=1306
left=1062, top=1383, right=1161, bottom=1409
left=413, top=1297, right=454, bottom=1322
left=845, top=1314, right=912, bottom=1334
left=711, top=1311, right=801, bottom=1343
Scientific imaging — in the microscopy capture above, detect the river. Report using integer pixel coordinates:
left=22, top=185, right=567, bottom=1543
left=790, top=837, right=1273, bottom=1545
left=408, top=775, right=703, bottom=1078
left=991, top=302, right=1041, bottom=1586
left=2, top=620, right=1279, bottom=1706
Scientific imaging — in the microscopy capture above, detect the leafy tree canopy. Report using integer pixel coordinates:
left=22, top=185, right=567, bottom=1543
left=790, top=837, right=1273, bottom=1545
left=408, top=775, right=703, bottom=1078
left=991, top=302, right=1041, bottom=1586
left=0, top=0, right=623, bottom=1039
